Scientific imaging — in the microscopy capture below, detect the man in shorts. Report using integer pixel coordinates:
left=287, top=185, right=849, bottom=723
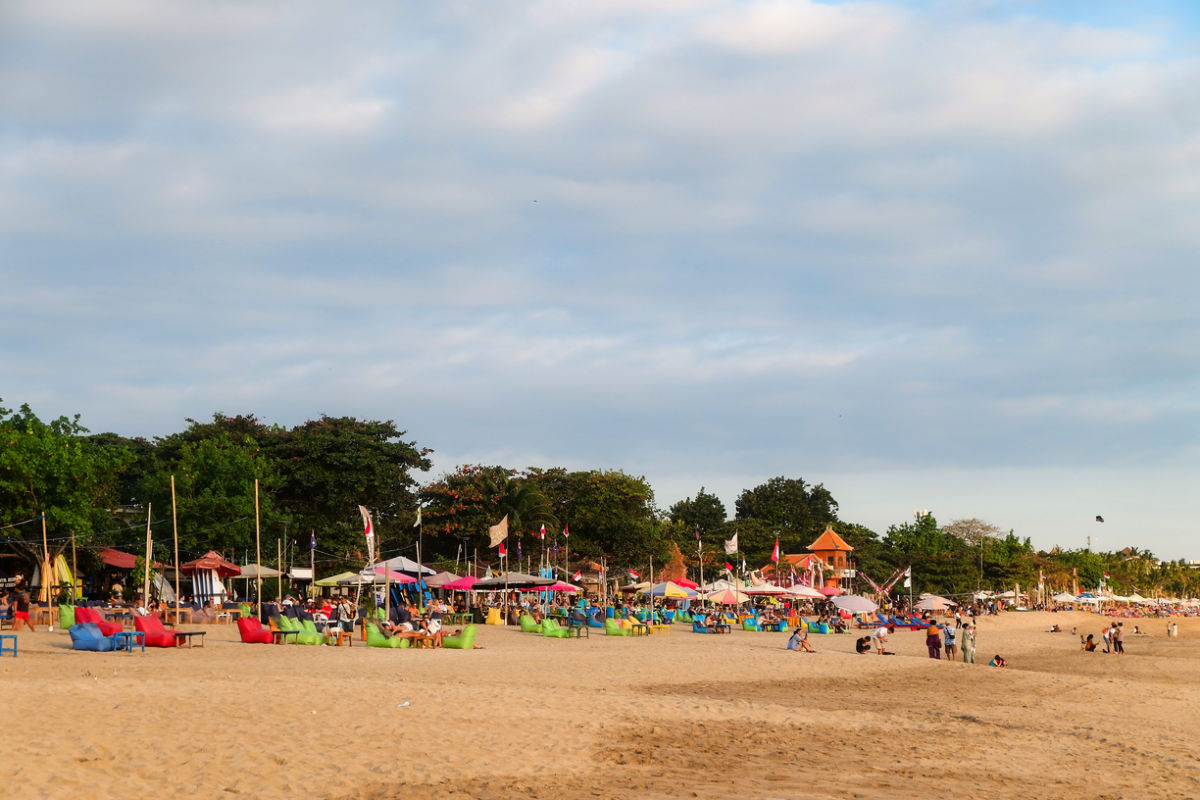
left=11, top=586, right=35, bottom=632
left=872, top=625, right=889, bottom=655
left=943, top=622, right=958, bottom=661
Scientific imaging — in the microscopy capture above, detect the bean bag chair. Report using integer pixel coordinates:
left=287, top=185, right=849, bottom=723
left=519, top=614, right=542, bottom=633
left=75, top=606, right=123, bottom=636
left=442, top=625, right=476, bottom=649
left=278, top=613, right=323, bottom=645
left=134, top=615, right=179, bottom=647
left=742, top=619, right=760, bottom=631
left=366, top=623, right=405, bottom=649
left=586, top=612, right=605, bottom=629
left=541, top=618, right=571, bottom=638
left=692, top=621, right=710, bottom=634
left=237, top=616, right=273, bottom=644
left=605, top=619, right=631, bottom=637
left=69, top=623, right=116, bottom=652
left=59, top=604, right=77, bottom=629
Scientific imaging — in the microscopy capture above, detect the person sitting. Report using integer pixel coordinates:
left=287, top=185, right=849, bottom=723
left=989, top=654, right=1007, bottom=667
left=831, top=616, right=847, bottom=634
left=1048, top=624, right=1062, bottom=633
left=1081, top=634, right=1097, bottom=652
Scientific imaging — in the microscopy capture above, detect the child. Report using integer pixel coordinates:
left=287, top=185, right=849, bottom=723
left=989, top=654, right=1007, bottom=667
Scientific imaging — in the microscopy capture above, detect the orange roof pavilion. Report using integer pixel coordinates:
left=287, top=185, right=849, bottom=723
left=807, top=526, right=853, bottom=587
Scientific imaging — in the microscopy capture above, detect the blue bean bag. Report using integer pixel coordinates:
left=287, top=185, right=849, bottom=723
left=70, top=622, right=116, bottom=652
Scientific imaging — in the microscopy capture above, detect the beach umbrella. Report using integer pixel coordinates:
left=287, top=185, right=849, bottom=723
left=519, top=581, right=580, bottom=593
left=817, top=586, right=844, bottom=597
left=423, top=571, right=462, bottom=588
left=442, top=576, right=477, bottom=591
left=832, top=594, right=879, bottom=614
left=673, top=578, right=699, bottom=590
left=316, top=571, right=358, bottom=587
left=704, top=588, right=750, bottom=605
left=238, top=563, right=281, bottom=579
left=473, top=571, right=554, bottom=589
left=643, top=581, right=697, bottom=598
left=700, top=579, right=738, bottom=592
left=1051, top=592, right=1077, bottom=603
left=619, top=581, right=653, bottom=593
left=371, top=555, right=436, bottom=576
left=180, top=551, right=242, bottom=577
left=372, top=566, right=417, bottom=584
left=915, top=595, right=955, bottom=611
left=785, top=584, right=825, bottom=599
left=744, top=582, right=790, bottom=596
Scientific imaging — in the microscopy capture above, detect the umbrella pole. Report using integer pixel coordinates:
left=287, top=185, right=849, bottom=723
left=171, top=475, right=180, bottom=617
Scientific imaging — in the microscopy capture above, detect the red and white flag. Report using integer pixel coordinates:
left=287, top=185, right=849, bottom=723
left=628, top=568, right=640, bottom=579
left=725, top=561, right=733, bottom=574
left=563, top=523, right=570, bottom=539
left=358, top=505, right=376, bottom=563
left=539, top=524, right=546, bottom=541
left=771, top=539, right=780, bottom=563
left=499, top=542, right=508, bottom=558
left=572, top=570, right=582, bottom=581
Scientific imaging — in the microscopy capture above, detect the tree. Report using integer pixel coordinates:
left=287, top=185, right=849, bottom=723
left=668, top=487, right=727, bottom=537
left=0, top=401, right=133, bottom=576
left=734, top=476, right=839, bottom=557
left=942, top=518, right=1003, bottom=546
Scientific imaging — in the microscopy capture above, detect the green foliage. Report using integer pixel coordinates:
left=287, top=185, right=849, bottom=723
left=668, top=487, right=727, bottom=537
left=734, top=476, right=838, bottom=557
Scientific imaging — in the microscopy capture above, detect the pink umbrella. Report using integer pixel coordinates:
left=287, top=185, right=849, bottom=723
left=519, top=582, right=579, bottom=593
left=442, top=576, right=478, bottom=591
left=372, top=566, right=417, bottom=584
left=818, top=586, right=845, bottom=597
left=673, top=578, right=699, bottom=590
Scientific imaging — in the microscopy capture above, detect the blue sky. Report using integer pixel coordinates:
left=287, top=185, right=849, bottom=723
left=2, top=1, right=1197, bottom=557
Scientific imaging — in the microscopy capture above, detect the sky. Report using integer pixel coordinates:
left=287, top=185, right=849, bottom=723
left=2, top=1, right=1198, bottom=558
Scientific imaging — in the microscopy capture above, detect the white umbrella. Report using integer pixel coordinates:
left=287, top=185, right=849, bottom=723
left=915, top=595, right=955, bottom=611
left=832, top=594, right=879, bottom=614
left=786, top=584, right=825, bottom=599
left=743, top=582, right=790, bottom=596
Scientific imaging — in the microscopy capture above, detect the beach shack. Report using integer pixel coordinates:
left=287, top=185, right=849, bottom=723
left=180, top=551, right=241, bottom=607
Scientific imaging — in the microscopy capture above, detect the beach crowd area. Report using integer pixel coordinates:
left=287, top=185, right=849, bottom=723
left=3, top=609, right=1198, bottom=800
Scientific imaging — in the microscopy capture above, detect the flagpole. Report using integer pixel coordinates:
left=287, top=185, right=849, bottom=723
left=143, top=503, right=153, bottom=605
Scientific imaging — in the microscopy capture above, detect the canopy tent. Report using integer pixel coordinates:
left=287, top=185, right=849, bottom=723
left=369, top=555, right=435, bottom=576
left=1051, top=592, right=1078, bottom=603
left=372, top=566, right=417, bottom=584
left=316, top=571, right=358, bottom=587
left=700, top=579, right=739, bottom=592
left=180, top=551, right=241, bottom=606
left=238, top=563, right=282, bottom=579
left=832, top=594, right=879, bottom=614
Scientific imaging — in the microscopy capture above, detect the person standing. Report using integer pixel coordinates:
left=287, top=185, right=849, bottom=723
left=925, top=620, right=942, bottom=659
left=943, top=622, right=958, bottom=661
left=873, top=625, right=889, bottom=655
left=961, top=623, right=976, bottom=663
left=1113, top=622, right=1125, bottom=656
left=10, top=586, right=35, bottom=633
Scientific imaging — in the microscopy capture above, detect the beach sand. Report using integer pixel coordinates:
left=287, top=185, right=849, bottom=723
left=3, top=611, right=1197, bottom=799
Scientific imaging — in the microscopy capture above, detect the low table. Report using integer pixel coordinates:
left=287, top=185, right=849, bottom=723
left=630, top=623, right=650, bottom=636
left=272, top=630, right=300, bottom=645
left=0, top=634, right=16, bottom=658
left=173, top=631, right=206, bottom=648
left=326, top=630, right=353, bottom=647
left=113, top=631, right=145, bottom=654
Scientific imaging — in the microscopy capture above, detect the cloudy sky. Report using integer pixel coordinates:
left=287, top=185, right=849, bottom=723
left=3, top=1, right=1198, bottom=558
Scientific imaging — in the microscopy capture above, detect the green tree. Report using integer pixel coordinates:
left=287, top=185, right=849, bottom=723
left=0, top=401, right=133, bottom=574
left=734, top=476, right=839, bottom=558
left=668, top=487, right=727, bottom=537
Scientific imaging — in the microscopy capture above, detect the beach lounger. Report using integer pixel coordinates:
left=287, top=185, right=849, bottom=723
left=442, top=625, right=476, bottom=649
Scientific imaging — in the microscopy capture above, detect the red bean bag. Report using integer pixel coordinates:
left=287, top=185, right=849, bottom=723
left=237, top=616, right=273, bottom=644
left=134, top=615, right=179, bottom=647
left=75, top=606, right=123, bottom=636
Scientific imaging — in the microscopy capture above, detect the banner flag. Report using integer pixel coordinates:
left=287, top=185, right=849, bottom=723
left=724, top=534, right=738, bottom=555
left=489, top=515, right=509, bottom=547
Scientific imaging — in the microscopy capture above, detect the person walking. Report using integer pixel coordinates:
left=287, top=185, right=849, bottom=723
left=943, top=622, right=958, bottom=661
left=10, top=586, right=35, bottom=633
left=1113, top=622, right=1125, bottom=655
left=961, top=623, right=976, bottom=663
left=925, top=620, right=942, bottom=659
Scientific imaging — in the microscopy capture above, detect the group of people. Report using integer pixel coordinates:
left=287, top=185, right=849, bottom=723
left=1081, top=621, right=1129, bottom=654
left=854, top=618, right=983, bottom=663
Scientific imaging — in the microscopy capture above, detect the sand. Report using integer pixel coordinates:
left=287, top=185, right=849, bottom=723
left=3, top=611, right=1197, bottom=799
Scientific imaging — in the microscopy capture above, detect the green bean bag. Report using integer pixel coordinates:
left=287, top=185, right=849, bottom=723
left=59, top=604, right=76, bottom=630
left=519, top=614, right=542, bottom=633
left=541, top=618, right=571, bottom=638
left=366, top=623, right=405, bottom=648
left=279, top=614, right=324, bottom=645
left=605, top=618, right=631, bottom=636
left=443, top=625, right=476, bottom=649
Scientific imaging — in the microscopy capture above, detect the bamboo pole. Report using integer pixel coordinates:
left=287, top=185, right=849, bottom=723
left=254, top=479, right=262, bottom=617
left=143, top=502, right=153, bottom=607
left=40, top=513, right=49, bottom=603
left=171, top=475, right=180, bottom=614
left=70, top=530, right=77, bottom=602
left=277, top=538, right=282, bottom=603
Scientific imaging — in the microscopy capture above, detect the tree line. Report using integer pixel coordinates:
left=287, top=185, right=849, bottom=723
left=2, top=400, right=1197, bottom=597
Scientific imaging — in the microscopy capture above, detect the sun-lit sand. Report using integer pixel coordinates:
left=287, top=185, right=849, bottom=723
left=4, top=610, right=1197, bottom=799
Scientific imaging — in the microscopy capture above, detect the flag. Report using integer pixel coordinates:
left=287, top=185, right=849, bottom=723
left=310, top=531, right=316, bottom=550
left=1103, top=572, right=1110, bottom=579
left=724, top=534, right=738, bottom=555
left=572, top=570, right=582, bottom=581
left=741, top=557, right=746, bottom=574
left=563, top=524, right=570, bottom=538
left=488, top=515, right=509, bottom=547
left=516, top=538, right=522, bottom=561
left=629, top=569, right=640, bottom=579
left=413, top=507, right=422, bottom=527
left=725, top=561, right=733, bottom=573
left=358, top=505, right=375, bottom=563
left=770, top=539, right=779, bottom=563
left=903, top=566, right=912, bottom=588
left=539, top=524, right=546, bottom=541
left=498, top=542, right=507, bottom=558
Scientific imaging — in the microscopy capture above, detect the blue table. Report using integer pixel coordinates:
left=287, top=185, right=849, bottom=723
left=112, top=631, right=145, bottom=654
left=0, top=634, right=16, bottom=657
